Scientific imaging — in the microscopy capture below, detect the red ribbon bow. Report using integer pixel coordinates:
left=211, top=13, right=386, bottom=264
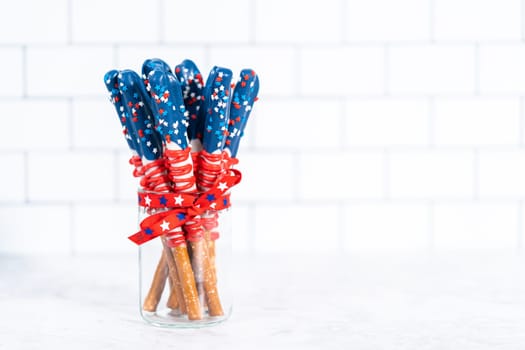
left=129, top=169, right=242, bottom=245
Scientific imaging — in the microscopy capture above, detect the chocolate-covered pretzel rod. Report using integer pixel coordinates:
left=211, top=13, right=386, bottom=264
left=105, top=70, right=174, bottom=312
left=145, top=62, right=209, bottom=320
left=110, top=69, right=185, bottom=313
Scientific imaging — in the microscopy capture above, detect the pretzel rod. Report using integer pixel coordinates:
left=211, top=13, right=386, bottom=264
left=110, top=70, right=183, bottom=313
left=166, top=273, right=180, bottom=310
left=146, top=63, right=205, bottom=319
left=161, top=237, right=186, bottom=314
left=207, top=68, right=259, bottom=277
left=142, top=250, right=169, bottom=312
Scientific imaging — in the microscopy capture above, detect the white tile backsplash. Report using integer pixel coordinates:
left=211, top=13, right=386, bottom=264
left=71, top=0, right=160, bottom=43
left=0, top=205, right=71, bottom=254
left=388, top=45, right=476, bottom=94
left=434, top=0, right=521, bottom=41
left=345, top=98, right=430, bottom=146
left=0, top=0, right=68, bottom=44
left=1, top=0, right=524, bottom=255
left=479, top=150, right=525, bottom=198
left=0, top=48, right=24, bottom=97
left=27, top=46, right=114, bottom=96
left=255, top=0, right=343, bottom=43
left=255, top=98, right=343, bottom=150
left=163, top=0, right=252, bottom=44
left=299, top=152, right=385, bottom=200
left=27, top=152, right=115, bottom=201
left=344, top=203, right=429, bottom=253
left=299, top=47, right=386, bottom=96
left=389, top=150, right=475, bottom=199
left=0, top=100, right=70, bottom=150
left=345, top=0, right=431, bottom=42
left=479, top=44, right=525, bottom=94
left=254, top=204, right=340, bottom=253
left=0, top=153, right=25, bottom=202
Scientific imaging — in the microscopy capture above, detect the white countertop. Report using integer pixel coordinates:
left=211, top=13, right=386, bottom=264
left=1, top=253, right=524, bottom=349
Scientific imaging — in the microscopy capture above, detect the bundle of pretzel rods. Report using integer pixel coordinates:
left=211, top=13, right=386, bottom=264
left=103, top=58, right=259, bottom=320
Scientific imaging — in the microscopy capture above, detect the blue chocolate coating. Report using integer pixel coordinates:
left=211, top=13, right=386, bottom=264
left=225, top=69, right=259, bottom=157
left=103, top=69, right=138, bottom=152
left=174, top=59, right=204, bottom=141
left=142, top=58, right=172, bottom=79
left=118, top=70, right=163, bottom=160
left=146, top=68, right=190, bottom=149
left=201, top=66, right=233, bottom=153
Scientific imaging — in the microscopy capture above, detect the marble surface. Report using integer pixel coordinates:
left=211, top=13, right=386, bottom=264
left=1, top=253, right=524, bottom=349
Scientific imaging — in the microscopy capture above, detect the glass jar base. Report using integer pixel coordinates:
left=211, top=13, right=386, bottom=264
left=140, top=307, right=232, bottom=328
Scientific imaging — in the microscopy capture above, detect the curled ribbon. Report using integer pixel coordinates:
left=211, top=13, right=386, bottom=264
left=129, top=169, right=242, bottom=245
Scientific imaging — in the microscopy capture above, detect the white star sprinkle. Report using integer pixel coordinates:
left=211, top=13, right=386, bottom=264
left=217, top=182, right=228, bottom=191
left=174, top=195, right=184, bottom=205
left=145, top=195, right=152, bottom=206
left=160, top=220, right=170, bottom=232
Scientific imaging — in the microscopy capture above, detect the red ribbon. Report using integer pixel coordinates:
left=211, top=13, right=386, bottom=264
left=129, top=169, right=242, bottom=245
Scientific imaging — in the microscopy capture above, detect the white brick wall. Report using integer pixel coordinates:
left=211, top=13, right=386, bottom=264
left=345, top=0, right=431, bottom=42
left=1, top=0, right=525, bottom=256
left=434, top=0, right=521, bottom=41
left=388, top=45, right=476, bottom=94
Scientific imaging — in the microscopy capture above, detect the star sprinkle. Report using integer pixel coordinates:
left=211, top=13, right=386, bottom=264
left=174, top=194, right=184, bottom=205
left=145, top=69, right=190, bottom=149
left=202, top=67, right=233, bottom=153
left=160, top=220, right=170, bottom=231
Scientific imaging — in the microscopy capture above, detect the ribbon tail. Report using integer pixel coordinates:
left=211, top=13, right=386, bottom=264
left=128, top=229, right=163, bottom=245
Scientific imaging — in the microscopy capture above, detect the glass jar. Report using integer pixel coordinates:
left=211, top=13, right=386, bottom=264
left=137, top=191, right=233, bottom=328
